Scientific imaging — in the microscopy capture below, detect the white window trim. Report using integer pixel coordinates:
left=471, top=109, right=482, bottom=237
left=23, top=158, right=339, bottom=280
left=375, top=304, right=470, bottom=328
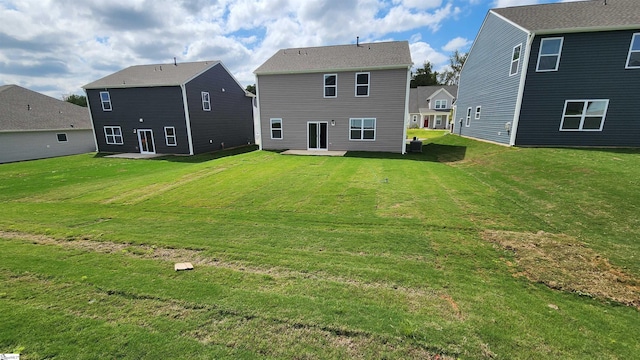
left=324, top=74, right=337, bottom=98
left=100, top=91, right=112, bottom=111
left=625, top=33, right=640, bottom=69
left=434, top=99, right=447, bottom=109
left=104, top=126, right=123, bottom=145
left=475, top=106, right=481, bottom=120
left=435, top=115, right=443, bottom=126
left=164, top=126, right=177, bottom=146
left=270, top=118, right=283, bottom=140
left=201, top=91, right=211, bottom=111
left=355, top=72, right=370, bottom=97
left=56, top=133, right=68, bottom=142
left=465, top=107, right=471, bottom=127
left=536, top=37, right=563, bottom=72
left=349, top=118, right=376, bottom=141
left=510, top=43, right=522, bottom=76
left=559, top=99, right=609, bottom=132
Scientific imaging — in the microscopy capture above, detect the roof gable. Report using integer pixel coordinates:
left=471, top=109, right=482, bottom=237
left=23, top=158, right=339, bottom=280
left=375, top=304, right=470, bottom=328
left=83, top=60, right=220, bottom=89
left=408, top=85, right=458, bottom=113
left=0, top=85, right=92, bottom=131
left=492, top=0, right=640, bottom=34
left=254, top=41, right=412, bottom=75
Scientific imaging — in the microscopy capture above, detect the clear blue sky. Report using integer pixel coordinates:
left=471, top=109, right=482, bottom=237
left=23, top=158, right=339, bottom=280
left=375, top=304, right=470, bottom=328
left=0, top=0, right=577, bottom=99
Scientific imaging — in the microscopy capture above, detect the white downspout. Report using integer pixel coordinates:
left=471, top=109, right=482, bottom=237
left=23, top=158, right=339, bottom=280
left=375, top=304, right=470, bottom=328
left=181, top=84, right=195, bottom=155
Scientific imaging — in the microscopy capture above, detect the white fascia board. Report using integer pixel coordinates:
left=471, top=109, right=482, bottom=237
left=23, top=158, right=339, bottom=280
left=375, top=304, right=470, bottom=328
left=510, top=32, right=535, bottom=146
left=84, top=88, right=99, bottom=152
left=490, top=10, right=531, bottom=34
left=180, top=84, right=195, bottom=155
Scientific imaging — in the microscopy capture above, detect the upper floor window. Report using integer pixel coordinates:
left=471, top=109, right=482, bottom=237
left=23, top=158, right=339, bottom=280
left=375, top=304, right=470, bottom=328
left=164, top=127, right=177, bottom=146
left=270, top=118, right=282, bottom=139
left=355, top=72, right=370, bottom=97
left=100, top=91, right=112, bottom=111
left=626, top=33, right=640, bottom=69
left=202, top=91, right=211, bottom=111
left=536, top=37, right=563, bottom=72
left=434, top=99, right=447, bottom=109
left=510, top=44, right=522, bottom=76
left=324, top=74, right=337, bottom=98
left=560, top=100, right=609, bottom=131
left=349, top=118, right=376, bottom=140
left=465, top=107, right=471, bottom=127
left=475, top=106, right=481, bottom=120
left=104, top=126, right=123, bottom=145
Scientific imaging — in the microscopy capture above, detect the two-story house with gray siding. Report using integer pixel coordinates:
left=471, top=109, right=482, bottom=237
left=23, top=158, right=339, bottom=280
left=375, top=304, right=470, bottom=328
left=408, top=86, right=457, bottom=130
left=255, top=41, right=412, bottom=154
left=0, top=85, right=95, bottom=163
left=83, top=60, right=254, bottom=155
left=455, top=0, right=640, bottom=147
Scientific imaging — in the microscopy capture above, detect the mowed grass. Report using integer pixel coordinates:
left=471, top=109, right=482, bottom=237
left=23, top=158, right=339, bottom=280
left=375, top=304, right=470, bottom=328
left=0, top=136, right=638, bottom=359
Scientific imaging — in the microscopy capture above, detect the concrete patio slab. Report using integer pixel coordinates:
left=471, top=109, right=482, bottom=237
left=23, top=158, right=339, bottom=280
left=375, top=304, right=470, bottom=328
left=281, top=150, right=346, bottom=157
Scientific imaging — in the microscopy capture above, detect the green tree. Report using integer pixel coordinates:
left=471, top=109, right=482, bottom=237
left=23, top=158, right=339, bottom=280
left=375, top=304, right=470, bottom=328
left=245, top=84, right=256, bottom=95
left=410, top=62, right=440, bottom=88
left=438, top=50, right=468, bottom=86
left=64, top=94, right=87, bottom=107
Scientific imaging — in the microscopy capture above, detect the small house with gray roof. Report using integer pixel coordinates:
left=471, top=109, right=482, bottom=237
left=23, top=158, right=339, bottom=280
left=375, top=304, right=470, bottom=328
left=254, top=41, right=412, bottom=153
left=0, top=85, right=95, bottom=163
left=408, top=85, right=457, bottom=130
left=83, top=60, right=254, bottom=155
left=455, top=0, right=640, bottom=147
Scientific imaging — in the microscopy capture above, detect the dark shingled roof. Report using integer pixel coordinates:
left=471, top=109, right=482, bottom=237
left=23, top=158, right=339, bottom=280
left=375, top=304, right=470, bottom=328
left=0, top=85, right=91, bottom=131
left=254, top=41, right=412, bottom=75
left=83, top=60, right=220, bottom=89
left=492, top=0, right=640, bottom=33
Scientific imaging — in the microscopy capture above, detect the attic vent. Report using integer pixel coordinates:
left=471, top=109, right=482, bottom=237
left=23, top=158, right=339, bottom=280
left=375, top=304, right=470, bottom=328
left=27, top=104, right=31, bottom=110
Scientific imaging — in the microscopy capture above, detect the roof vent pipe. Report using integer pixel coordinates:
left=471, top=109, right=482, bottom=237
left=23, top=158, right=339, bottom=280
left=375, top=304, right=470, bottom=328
left=357, top=36, right=360, bottom=47
left=174, top=57, right=177, bottom=66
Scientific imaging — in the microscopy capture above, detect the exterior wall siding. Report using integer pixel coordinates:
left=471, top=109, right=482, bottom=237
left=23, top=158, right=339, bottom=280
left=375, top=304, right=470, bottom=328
left=455, top=12, right=529, bottom=144
left=87, top=86, right=190, bottom=154
left=0, top=129, right=95, bottom=163
left=258, top=68, right=408, bottom=153
left=516, top=29, right=640, bottom=147
left=185, top=64, right=255, bottom=153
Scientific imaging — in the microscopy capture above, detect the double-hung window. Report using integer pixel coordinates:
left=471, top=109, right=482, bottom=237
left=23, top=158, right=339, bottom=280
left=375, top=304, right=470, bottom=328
left=201, top=92, right=211, bottom=111
left=537, top=37, right=563, bottom=72
left=465, top=107, right=471, bottom=127
left=349, top=118, right=375, bottom=140
left=434, top=100, right=447, bottom=109
left=626, top=33, right=640, bottom=69
left=324, top=74, right=337, bottom=98
left=164, top=127, right=177, bottom=146
left=355, top=72, right=370, bottom=97
left=560, top=100, right=609, bottom=131
left=100, top=91, right=112, bottom=111
left=104, top=126, right=123, bottom=145
left=510, top=44, right=522, bottom=76
left=475, top=106, right=481, bottom=120
left=270, top=118, right=282, bottom=139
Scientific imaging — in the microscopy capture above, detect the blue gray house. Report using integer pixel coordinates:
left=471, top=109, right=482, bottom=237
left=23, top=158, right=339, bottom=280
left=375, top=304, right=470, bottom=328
left=455, top=0, right=640, bottom=147
left=83, top=60, right=254, bottom=155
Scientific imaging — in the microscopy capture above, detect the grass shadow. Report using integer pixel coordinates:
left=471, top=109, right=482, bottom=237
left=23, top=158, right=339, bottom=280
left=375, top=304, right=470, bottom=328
left=94, top=145, right=259, bottom=163
left=345, top=143, right=466, bottom=163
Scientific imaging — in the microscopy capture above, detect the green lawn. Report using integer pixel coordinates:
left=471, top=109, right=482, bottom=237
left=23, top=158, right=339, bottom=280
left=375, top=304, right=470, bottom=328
left=1, top=136, right=638, bottom=359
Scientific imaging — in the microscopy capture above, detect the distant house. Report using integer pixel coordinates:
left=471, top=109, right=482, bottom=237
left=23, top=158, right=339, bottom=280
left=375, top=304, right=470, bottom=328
left=408, top=85, right=457, bottom=130
left=254, top=41, right=413, bottom=154
left=0, top=85, right=95, bottom=164
left=455, top=0, right=640, bottom=147
left=83, top=60, right=254, bottom=155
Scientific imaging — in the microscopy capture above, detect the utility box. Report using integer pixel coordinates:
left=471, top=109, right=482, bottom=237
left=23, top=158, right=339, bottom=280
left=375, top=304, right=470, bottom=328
left=409, top=139, right=422, bottom=153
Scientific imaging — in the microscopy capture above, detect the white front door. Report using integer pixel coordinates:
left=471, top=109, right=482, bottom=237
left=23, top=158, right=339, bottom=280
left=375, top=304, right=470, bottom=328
left=137, top=129, right=156, bottom=154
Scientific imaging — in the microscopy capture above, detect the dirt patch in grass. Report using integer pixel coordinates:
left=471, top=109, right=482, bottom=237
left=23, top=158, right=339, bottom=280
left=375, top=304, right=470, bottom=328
left=483, top=230, right=640, bottom=308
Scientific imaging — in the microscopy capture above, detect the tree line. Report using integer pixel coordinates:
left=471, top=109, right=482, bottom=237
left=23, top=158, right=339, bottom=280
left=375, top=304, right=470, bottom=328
left=411, top=50, right=467, bottom=88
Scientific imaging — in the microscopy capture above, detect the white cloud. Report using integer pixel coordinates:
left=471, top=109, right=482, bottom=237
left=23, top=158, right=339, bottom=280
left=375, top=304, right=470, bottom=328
left=493, top=0, right=540, bottom=7
left=442, top=37, right=472, bottom=52
left=0, top=0, right=464, bottom=97
left=409, top=41, right=448, bottom=70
